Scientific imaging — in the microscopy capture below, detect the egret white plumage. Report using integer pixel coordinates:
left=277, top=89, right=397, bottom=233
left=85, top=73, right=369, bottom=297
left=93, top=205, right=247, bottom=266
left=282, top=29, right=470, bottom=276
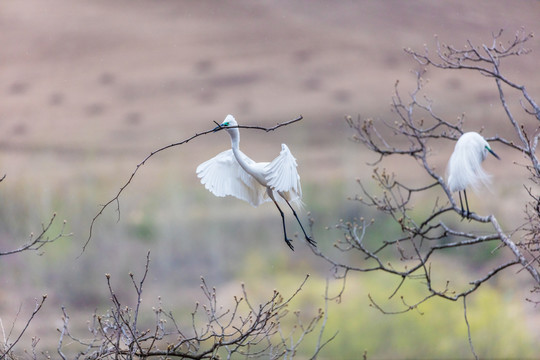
left=196, top=115, right=315, bottom=250
left=446, top=132, right=500, bottom=217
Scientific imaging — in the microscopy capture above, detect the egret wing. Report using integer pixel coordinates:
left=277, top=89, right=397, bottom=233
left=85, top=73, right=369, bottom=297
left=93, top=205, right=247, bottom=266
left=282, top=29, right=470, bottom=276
left=196, top=149, right=267, bottom=206
left=264, top=144, right=302, bottom=201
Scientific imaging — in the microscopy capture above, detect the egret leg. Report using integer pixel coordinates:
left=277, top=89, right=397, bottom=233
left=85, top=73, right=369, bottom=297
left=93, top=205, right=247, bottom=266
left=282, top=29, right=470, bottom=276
left=283, top=199, right=316, bottom=247
left=458, top=191, right=465, bottom=216
left=463, top=189, right=472, bottom=218
left=271, top=199, right=294, bottom=251
left=458, top=190, right=472, bottom=218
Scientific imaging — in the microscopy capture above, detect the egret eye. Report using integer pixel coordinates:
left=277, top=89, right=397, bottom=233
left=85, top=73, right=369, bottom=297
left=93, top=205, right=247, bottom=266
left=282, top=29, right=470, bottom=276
left=222, top=122, right=230, bottom=127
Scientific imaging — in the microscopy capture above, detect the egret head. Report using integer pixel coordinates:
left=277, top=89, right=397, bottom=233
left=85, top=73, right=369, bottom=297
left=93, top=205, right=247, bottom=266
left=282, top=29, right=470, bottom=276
left=457, top=132, right=500, bottom=161
left=213, top=115, right=238, bottom=132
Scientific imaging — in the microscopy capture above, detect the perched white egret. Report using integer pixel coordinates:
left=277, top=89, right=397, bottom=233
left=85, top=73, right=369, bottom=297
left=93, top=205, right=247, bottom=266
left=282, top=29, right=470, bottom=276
left=446, top=132, right=500, bottom=217
left=196, top=115, right=315, bottom=250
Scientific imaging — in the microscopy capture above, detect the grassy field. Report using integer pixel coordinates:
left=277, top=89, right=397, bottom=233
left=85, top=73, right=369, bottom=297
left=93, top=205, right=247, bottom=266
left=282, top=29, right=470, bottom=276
left=1, top=0, right=540, bottom=358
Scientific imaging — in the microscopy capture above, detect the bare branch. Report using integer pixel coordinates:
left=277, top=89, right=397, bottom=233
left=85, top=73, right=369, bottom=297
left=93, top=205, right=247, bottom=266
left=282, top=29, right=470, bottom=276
left=0, top=213, right=70, bottom=256
left=311, top=279, right=339, bottom=359
left=0, top=295, right=47, bottom=359
left=463, top=296, right=479, bottom=360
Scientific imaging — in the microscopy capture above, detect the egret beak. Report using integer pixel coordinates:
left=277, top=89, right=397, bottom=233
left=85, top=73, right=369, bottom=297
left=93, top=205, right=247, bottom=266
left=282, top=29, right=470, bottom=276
left=212, top=121, right=223, bottom=132
left=487, top=147, right=500, bottom=160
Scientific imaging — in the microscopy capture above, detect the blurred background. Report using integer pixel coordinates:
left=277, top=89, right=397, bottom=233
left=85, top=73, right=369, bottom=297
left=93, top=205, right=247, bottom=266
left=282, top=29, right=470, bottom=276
left=1, top=0, right=540, bottom=358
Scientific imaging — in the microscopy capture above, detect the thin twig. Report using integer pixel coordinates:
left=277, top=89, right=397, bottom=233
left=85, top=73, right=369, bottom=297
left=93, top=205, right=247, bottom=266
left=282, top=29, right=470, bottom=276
left=463, top=296, right=478, bottom=360
left=311, top=278, right=338, bottom=360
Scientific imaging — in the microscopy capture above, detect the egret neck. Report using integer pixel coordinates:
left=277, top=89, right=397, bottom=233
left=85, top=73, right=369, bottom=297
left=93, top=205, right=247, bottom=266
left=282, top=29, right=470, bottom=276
left=228, top=127, right=267, bottom=186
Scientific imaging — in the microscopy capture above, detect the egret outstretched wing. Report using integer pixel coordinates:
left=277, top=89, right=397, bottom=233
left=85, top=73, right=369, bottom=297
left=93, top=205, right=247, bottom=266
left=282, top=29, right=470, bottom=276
left=196, top=149, right=267, bottom=206
left=264, top=144, right=302, bottom=201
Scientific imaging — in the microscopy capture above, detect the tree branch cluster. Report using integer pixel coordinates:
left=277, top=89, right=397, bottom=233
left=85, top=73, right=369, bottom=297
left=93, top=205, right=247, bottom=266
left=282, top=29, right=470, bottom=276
left=314, top=29, right=540, bottom=315
left=57, top=253, right=327, bottom=359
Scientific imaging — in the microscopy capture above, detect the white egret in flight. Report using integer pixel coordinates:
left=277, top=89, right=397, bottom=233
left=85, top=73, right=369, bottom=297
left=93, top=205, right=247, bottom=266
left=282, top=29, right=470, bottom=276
left=196, top=115, right=315, bottom=250
left=446, top=132, right=500, bottom=217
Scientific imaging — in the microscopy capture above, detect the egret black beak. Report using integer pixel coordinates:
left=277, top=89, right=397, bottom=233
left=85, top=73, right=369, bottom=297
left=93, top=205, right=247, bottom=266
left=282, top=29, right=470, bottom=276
left=487, top=147, right=500, bottom=160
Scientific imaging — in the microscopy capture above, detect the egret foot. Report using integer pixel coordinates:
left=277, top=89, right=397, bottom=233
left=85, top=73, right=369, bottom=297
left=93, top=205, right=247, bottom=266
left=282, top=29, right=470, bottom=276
left=283, top=199, right=315, bottom=248
left=305, top=235, right=316, bottom=247
left=285, top=237, right=294, bottom=251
